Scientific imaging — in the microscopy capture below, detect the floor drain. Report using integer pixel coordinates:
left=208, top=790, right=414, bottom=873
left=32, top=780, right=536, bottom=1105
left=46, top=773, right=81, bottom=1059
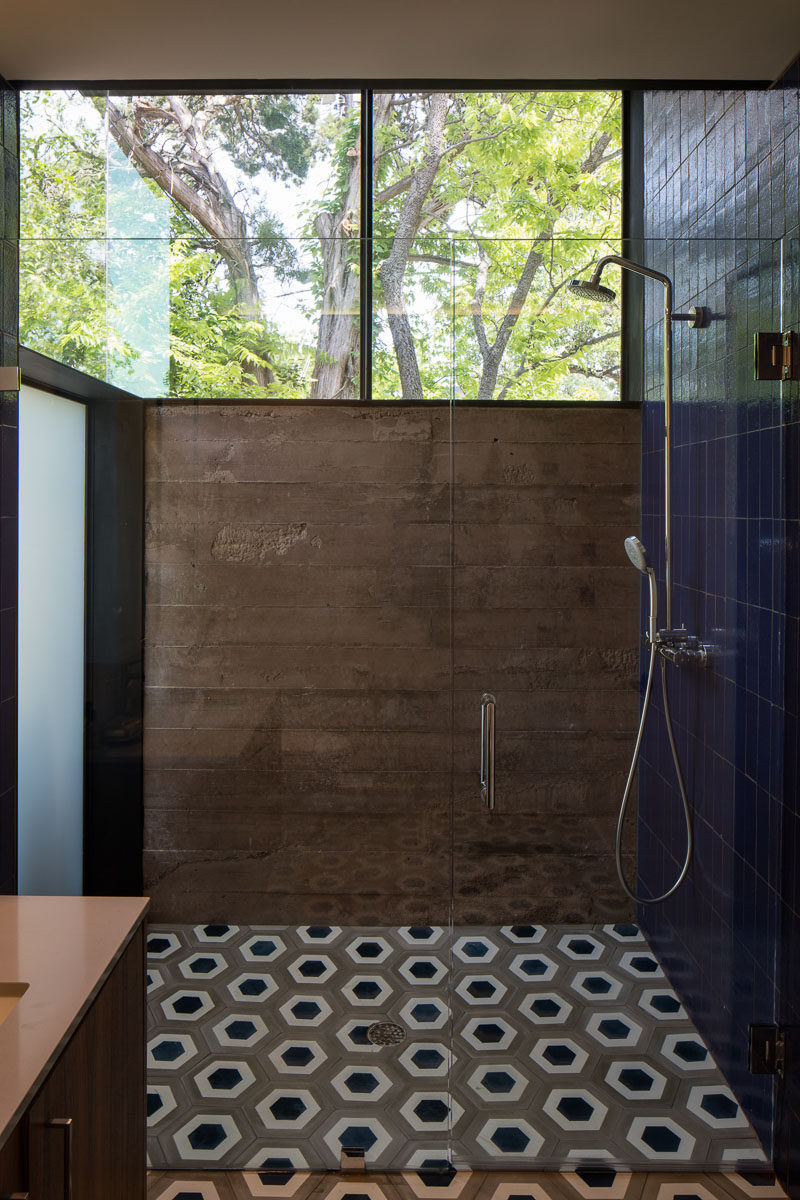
left=367, top=1021, right=406, bottom=1045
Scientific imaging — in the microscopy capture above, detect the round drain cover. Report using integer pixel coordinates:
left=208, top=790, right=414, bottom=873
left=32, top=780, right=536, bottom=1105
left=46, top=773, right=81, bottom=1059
left=367, top=1021, right=406, bottom=1045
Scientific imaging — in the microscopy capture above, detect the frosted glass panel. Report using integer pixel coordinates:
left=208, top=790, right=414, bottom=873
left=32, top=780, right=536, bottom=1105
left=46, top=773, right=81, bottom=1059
left=18, top=384, right=86, bottom=895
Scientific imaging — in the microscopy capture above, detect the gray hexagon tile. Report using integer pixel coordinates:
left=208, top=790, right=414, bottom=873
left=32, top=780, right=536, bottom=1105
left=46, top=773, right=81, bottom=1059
left=146, top=923, right=766, bottom=1171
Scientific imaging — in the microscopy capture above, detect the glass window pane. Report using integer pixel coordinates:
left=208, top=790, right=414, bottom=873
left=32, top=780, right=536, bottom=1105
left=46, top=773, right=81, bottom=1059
left=21, top=91, right=361, bottom=399
left=106, top=115, right=171, bottom=394
left=19, top=89, right=108, bottom=376
left=373, top=90, right=622, bottom=402
left=20, top=234, right=107, bottom=376
left=21, top=88, right=621, bottom=403
left=372, top=236, right=453, bottom=400
left=454, top=237, right=622, bottom=402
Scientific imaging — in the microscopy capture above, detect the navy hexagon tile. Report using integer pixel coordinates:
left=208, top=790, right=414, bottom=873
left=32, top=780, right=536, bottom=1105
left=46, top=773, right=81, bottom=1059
left=146, top=924, right=766, bottom=1171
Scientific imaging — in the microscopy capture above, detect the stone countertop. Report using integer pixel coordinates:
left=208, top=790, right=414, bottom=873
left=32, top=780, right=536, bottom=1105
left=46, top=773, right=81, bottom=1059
left=0, top=895, right=149, bottom=1148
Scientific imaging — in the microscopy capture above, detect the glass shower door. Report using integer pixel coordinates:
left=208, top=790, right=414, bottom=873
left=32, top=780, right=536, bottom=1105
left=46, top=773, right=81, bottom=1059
left=447, top=235, right=786, bottom=1173
left=444, top=232, right=635, bottom=1171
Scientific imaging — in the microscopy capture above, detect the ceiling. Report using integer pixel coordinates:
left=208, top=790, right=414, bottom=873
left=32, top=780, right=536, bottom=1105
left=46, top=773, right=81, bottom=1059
left=2, top=0, right=799, bottom=85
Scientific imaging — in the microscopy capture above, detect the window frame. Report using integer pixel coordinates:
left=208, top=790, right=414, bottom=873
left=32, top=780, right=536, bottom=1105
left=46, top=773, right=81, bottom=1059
left=18, top=80, right=642, bottom=407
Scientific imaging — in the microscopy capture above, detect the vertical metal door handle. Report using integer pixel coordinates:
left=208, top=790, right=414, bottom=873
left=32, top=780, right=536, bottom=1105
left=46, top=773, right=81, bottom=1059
left=480, top=692, right=496, bottom=810
left=48, top=1118, right=73, bottom=1200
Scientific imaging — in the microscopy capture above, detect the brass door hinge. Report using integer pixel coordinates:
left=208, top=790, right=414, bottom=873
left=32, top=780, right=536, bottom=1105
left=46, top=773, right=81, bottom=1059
left=748, top=1024, right=785, bottom=1075
left=754, top=331, right=798, bottom=381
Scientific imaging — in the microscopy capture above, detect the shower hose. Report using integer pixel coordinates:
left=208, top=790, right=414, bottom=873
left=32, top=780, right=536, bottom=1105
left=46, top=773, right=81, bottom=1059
left=615, top=641, right=693, bottom=905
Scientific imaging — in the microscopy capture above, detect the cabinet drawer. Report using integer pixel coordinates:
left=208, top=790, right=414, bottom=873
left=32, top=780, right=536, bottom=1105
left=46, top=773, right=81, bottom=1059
left=26, top=924, right=145, bottom=1200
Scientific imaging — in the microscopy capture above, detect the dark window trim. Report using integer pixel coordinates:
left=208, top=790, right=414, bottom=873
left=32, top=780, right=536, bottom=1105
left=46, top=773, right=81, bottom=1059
left=142, top=397, right=636, bottom=410
left=19, top=346, right=144, bottom=896
left=0, top=76, right=19, bottom=897
left=360, top=87, right=373, bottom=402
left=12, top=77, right=772, bottom=91
left=622, top=90, right=644, bottom=408
left=20, top=345, right=140, bottom=407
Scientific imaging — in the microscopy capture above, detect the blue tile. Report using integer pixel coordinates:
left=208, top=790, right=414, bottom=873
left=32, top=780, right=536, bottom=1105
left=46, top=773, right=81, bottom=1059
left=638, top=85, right=798, bottom=1166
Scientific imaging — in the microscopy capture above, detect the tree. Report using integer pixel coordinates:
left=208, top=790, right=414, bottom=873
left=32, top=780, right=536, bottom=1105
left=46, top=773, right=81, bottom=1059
left=371, top=91, right=621, bottom=401
left=101, top=92, right=318, bottom=394
left=20, top=89, right=622, bottom=403
left=20, top=91, right=117, bottom=378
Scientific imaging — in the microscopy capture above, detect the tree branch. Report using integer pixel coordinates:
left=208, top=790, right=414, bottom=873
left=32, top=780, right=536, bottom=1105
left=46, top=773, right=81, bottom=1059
left=472, top=113, right=621, bottom=400
left=496, top=328, right=620, bottom=400
left=470, top=252, right=491, bottom=361
left=374, top=120, right=513, bottom=209
left=408, top=252, right=476, bottom=270
left=473, top=231, right=551, bottom=400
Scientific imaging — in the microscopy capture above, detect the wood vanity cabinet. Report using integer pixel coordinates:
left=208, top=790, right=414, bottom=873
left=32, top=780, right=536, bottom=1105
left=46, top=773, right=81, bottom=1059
left=0, top=1121, right=25, bottom=1198
left=0, top=923, right=145, bottom=1200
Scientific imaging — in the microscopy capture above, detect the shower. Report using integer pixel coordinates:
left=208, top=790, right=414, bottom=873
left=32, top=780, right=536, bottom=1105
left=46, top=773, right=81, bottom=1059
left=570, top=255, right=708, bottom=904
left=618, top=530, right=693, bottom=905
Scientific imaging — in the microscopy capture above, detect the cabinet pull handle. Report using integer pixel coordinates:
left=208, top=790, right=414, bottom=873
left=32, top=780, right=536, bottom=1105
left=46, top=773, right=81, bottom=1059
left=48, top=1117, right=73, bottom=1200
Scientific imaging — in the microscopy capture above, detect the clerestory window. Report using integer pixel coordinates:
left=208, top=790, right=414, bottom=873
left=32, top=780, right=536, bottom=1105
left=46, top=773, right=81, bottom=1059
left=20, top=88, right=622, bottom=403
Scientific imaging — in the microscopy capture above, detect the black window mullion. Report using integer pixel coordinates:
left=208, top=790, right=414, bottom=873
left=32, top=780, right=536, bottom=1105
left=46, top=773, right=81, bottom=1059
left=621, top=89, right=644, bottom=408
left=360, top=87, right=373, bottom=401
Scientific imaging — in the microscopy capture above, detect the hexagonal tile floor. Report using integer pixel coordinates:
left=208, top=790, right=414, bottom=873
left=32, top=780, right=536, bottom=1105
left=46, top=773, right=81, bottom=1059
left=146, top=1167, right=788, bottom=1200
left=146, top=924, right=766, bottom=1171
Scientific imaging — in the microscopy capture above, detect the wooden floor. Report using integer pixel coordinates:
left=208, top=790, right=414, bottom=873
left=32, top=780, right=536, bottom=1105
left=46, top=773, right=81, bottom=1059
left=146, top=1168, right=788, bottom=1200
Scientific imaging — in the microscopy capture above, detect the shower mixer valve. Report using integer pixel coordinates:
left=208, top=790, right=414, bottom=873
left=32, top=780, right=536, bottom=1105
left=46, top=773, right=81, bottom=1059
left=652, top=627, right=710, bottom=667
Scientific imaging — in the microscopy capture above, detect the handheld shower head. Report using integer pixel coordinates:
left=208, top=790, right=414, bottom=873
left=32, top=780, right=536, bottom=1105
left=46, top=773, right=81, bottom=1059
left=624, top=535, right=650, bottom=574
left=569, top=278, right=617, bottom=304
left=625, top=535, right=658, bottom=644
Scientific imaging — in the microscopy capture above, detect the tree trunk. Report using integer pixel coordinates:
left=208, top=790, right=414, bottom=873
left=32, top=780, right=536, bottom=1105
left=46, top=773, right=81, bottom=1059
left=474, top=240, right=546, bottom=400
left=310, top=144, right=362, bottom=399
left=310, top=95, right=394, bottom=400
left=378, top=94, right=448, bottom=400
left=103, top=96, right=274, bottom=389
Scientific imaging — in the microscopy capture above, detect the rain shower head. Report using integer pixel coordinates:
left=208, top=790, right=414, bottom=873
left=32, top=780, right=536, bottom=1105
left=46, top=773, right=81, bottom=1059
left=624, top=535, right=651, bottom=574
left=569, top=278, right=617, bottom=304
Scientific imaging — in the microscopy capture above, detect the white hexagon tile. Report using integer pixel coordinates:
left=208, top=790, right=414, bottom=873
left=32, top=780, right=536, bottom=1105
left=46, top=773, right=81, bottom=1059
left=145, top=923, right=767, bottom=1172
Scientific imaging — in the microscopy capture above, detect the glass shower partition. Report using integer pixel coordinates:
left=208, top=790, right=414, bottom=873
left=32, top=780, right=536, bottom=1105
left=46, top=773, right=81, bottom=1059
left=448, top=236, right=786, bottom=1173
left=139, top=231, right=790, bottom=1175
left=446, top=235, right=637, bottom=1171
left=140, top=223, right=460, bottom=1171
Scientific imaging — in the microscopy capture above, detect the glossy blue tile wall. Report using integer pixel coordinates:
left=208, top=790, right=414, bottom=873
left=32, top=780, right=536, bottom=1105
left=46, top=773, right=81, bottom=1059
left=638, top=75, right=800, bottom=1187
